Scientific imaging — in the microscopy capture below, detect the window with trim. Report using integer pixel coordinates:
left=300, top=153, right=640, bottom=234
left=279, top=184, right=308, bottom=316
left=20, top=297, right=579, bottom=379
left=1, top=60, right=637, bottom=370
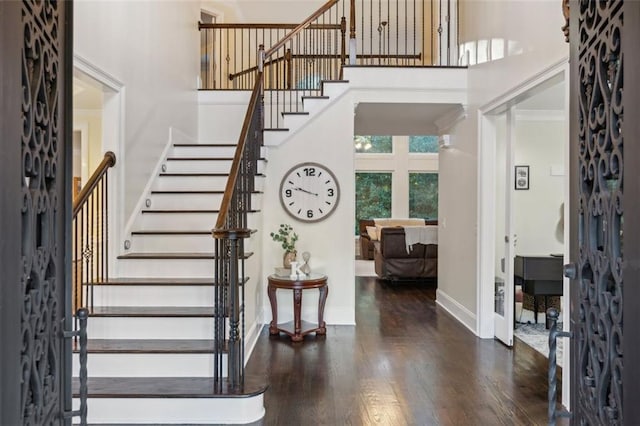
left=355, top=172, right=392, bottom=234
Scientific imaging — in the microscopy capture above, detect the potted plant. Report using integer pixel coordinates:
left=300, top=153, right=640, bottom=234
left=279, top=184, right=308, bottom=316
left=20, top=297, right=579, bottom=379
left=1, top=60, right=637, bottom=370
left=270, top=224, right=299, bottom=268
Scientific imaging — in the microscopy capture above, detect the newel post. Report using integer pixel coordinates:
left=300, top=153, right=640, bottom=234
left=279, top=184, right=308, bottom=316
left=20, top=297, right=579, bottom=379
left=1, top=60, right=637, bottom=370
left=349, top=0, right=356, bottom=64
left=258, top=44, right=265, bottom=72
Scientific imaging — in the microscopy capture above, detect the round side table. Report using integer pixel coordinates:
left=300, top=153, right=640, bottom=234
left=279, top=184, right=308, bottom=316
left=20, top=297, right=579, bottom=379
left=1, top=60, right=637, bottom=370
left=267, top=273, right=328, bottom=342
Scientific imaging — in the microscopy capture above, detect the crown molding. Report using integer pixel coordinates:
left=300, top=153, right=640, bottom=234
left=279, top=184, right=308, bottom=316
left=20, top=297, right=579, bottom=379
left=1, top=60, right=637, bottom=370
left=435, top=104, right=467, bottom=134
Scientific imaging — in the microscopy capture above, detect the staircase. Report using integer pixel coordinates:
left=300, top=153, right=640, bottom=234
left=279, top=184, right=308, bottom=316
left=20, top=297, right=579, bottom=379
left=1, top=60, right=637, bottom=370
left=72, top=142, right=267, bottom=424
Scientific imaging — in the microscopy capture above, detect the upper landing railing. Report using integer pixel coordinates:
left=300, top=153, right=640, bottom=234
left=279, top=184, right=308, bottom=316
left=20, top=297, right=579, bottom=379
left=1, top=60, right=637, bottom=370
left=199, top=0, right=459, bottom=90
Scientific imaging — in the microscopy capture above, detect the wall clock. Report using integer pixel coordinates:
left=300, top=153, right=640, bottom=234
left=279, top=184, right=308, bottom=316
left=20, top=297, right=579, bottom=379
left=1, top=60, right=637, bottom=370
left=279, top=162, right=340, bottom=222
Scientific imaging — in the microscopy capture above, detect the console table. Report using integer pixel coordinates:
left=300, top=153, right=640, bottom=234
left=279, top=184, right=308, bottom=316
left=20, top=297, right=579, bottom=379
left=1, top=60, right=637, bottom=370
left=267, top=273, right=328, bottom=342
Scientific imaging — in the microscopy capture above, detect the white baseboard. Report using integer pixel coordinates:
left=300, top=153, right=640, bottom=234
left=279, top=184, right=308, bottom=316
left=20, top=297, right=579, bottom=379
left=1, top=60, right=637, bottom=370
left=244, top=319, right=264, bottom=366
left=436, top=289, right=477, bottom=336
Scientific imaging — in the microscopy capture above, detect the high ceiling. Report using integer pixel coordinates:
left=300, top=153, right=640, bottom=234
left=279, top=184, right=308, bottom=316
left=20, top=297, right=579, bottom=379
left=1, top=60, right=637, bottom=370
left=354, top=102, right=464, bottom=135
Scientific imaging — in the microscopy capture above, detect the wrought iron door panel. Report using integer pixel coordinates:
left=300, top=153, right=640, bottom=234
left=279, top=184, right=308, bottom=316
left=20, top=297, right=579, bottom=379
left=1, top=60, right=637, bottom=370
left=574, top=1, right=623, bottom=424
left=20, top=0, right=69, bottom=424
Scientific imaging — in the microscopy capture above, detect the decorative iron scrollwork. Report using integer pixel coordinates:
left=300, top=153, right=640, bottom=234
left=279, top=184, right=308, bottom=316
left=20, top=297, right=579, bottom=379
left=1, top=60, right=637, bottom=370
left=21, top=0, right=64, bottom=424
left=576, top=1, right=623, bottom=424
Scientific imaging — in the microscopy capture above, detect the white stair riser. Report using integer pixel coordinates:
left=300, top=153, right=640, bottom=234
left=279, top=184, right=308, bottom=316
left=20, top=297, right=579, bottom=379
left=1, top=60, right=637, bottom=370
left=136, top=211, right=261, bottom=230
left=165, top=159, right=232, bottom=174
left=117, top=258, right=215, bottom=278
left=171, top=146, right=237, bottom=157
left=322, top=82, right=349, bottom=98
left=73, top=396, right=265, bottom=424
left=72, top=353, right=224, bottom=377
left=91, top=285, right=215, bottom=307
left=282, top=114, right=310, bottom=130
left=130, top=233, right=257, bottom=253
left=302, top=97, right=330, bottom=114
left=164, top=160, right=265, bottom=174
left=153, top=175, right=265, bottom=192
left=130, top=234, right=215, bottom=253
left=264, top=131, right=288, bottom=146
left=153, top=175, right=230, bottom=191
left=87, top=317, right=216, bottom=339
left=138, top=212, right=219, bottom=230
left=148, top=192, right=262, bottom=210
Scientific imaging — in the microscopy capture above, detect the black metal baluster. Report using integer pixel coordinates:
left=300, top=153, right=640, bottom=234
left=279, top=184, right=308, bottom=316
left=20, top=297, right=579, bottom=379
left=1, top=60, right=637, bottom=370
left=547, top=307, right=572, bottom=425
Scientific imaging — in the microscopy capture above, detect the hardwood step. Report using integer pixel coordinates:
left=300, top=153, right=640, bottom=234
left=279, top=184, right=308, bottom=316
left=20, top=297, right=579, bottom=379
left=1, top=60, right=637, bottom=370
left=72, top=339, right=219, bottom=354
left=150, top=190, right=262, bottom=194
left=72, top=376, right=268, bottom=398
left=86, top=306, right=220, bottom=318
left=165, top=157, right=266, bottom=161
left=281, top=111, right=309, bottom=116
left=140, top=209, right=259, bottom=214
left=81, top=277, right=216, bottom=285
left=131, top=230, right=211, bottom=235
left=117, top=252, right=253, bottom=260
left=173, top=143, right=237, bottom=147
left=302, top=95, right=330, bottom=100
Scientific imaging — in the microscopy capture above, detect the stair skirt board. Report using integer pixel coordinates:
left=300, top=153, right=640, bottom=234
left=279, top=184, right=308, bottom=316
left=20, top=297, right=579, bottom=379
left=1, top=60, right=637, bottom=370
left=72, top=396, right=265, bottom=424
left=72, top=353, right=225, bottom=377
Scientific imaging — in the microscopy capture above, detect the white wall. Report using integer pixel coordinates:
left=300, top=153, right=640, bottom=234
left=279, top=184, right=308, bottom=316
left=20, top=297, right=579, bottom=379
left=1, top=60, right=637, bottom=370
left=262, top=94, right=356, bottom=325
left=74, top=0, right=201, bottom=221
left=437, top=0, right=568, bottom=328
left=513, top=117, right=564, bottom=256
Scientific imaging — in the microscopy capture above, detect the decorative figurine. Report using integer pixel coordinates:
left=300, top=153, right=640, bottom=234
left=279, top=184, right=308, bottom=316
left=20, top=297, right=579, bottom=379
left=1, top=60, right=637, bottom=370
left=300, top=251, right=311, bottom=275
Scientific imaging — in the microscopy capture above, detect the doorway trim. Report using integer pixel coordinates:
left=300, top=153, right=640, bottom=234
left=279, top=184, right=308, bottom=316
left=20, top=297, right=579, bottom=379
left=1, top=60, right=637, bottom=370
left=73, top=54, right=126, bottom=275
left=476, top=57, right=570, bottom=406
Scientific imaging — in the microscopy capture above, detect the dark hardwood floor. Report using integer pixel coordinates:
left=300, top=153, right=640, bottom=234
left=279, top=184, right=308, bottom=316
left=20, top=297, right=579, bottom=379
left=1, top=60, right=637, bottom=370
left=246, top=276, right=568, bottom=425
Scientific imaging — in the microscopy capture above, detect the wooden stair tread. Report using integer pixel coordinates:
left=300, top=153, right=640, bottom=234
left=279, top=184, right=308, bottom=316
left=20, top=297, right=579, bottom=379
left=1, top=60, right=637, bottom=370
left=72, top=376, right=267, bottom=398
left=281, top=111, right=309, bottom=116
left=87, top=306, right=218, bottom=317
left=141, top=209, right=219, bottom=213
left=302, top=95, right=330, bottom=100
left=82, top=277, right=217, bottom=285
left=263, top=128, right=289, bottom=132
left=117, top=252, right=253, bottom=260
left=150, top=190, right=262, bottom=194
left=131, top=230, right=212, bottom=235
left=73, top=338, right=219, bottom=353
left=159, top=172, right=265, bottom=177
left=173, top=143, right=236, bottom=147
left=166, top=157, right=266, bottom=161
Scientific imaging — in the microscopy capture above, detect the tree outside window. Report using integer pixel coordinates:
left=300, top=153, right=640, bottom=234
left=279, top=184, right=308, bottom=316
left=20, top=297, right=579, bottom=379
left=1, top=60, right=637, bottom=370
left=409, top=135, right=439, bottom=153
left=409, top=173, right=438, bottom=219
left=354, top=135, right=392, bottom=153
left=355, top=172, right=392, bottom=234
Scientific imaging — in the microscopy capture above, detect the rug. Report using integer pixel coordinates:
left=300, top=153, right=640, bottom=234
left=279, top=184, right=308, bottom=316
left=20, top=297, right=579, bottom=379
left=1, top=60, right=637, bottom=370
left=514, top=322, right=564, bottom=367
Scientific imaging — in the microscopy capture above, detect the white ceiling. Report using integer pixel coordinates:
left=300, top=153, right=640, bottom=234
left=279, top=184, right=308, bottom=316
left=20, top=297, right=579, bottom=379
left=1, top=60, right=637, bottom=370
left=73, top=76, right=103, bottom=110
left=354, top=103, right=463, bottom=135
left=516, top=78, right=565, bottom=111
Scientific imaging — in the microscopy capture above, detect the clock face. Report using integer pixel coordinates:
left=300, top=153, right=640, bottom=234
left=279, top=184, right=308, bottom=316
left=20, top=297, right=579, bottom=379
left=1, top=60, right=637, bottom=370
left=279, top=162, right=340, bottom=222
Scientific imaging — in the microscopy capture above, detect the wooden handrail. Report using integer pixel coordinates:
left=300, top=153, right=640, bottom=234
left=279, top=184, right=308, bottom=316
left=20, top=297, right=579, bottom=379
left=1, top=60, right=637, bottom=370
left=73, top=151, right=116, bottom=217
left=200, top=22, right=341, bottom=30
left=265, top=0, right=339, bottom=57
left=215, top=76, right=263, bottom=230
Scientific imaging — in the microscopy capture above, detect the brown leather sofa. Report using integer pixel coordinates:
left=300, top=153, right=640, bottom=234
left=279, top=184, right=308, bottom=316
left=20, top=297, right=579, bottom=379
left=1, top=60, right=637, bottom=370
left=373, top=226, right=438, bottom=280
left=358, top=219, right=376, bottom=260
